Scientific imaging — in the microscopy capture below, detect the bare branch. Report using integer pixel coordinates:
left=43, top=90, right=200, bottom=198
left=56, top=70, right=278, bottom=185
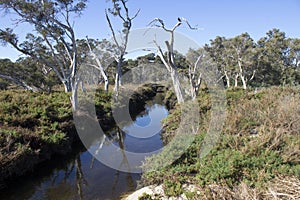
left=105, top=9, right=120, bottom=49
left=153, top=40, right=170, bottom=72
left=171, top=21, right=182, bottom=32
left=148, top=18, right=171, bottom=32
left=120, top=0, right=129, bottom=22
left=180, top=17, right=198, bottom=30
left=131, top=9, right=140, bottom=20
left=85, top=36, right=93, bottom=53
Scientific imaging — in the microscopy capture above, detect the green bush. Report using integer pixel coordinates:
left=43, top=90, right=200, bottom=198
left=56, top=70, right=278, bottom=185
left=141, top=87, right=300, bottom=197
left=0, top=91, right=73, bottom=151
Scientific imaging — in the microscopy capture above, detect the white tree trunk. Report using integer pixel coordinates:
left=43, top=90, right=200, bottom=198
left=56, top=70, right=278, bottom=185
left=152, top=18, right=197, bottom=103
left=114, top=58, right=123, bottom=96
left=71, top=79, right=79, bottom=111
left=234, top=74, right=239, bottom=87
left=86, top=37, right=109, bottom=92
left=94, top=59, right=109, bottom=92
left=114, top=72, right=119, bottom=96
left=240, top=74, right=247, bottom=89
left=188, top=56, right=202, bottom=101
left=189, top=74, right=202, bottom=100
left=237, top=59, right=247, bottom=89
left=224, top=71, right=230, bottom=88
left=104, top=78, right=109, bottom=92
left=63, top=79, right=72, bottom=92
left=170, top=69, right=184, bottom=103
left=189, top=79, right=196, bottom=100
left=81, top=81, right=86, bottom=93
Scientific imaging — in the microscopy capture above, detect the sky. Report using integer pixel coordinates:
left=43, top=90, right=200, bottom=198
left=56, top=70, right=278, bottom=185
left=0, top=0, right=300, bottom=61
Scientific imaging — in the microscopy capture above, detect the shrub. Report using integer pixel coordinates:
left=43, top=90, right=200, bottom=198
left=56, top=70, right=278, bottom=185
left=141, top=86, right=300, bottom=198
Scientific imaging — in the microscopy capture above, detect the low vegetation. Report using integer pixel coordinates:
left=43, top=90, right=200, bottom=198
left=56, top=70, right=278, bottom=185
left=0, top=84, right=165, bottom=188
left=141, top=86, right=300, bottom=199
left=0, top=90, right=80, bottom=183
left=0, top=88, right=114, bottom=185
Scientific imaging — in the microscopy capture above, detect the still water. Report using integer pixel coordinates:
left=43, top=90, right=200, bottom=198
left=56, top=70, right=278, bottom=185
left=0, top=101, right=168, bottom=200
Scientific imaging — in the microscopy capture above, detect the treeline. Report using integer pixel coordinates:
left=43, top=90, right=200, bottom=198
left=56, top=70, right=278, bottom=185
left=1, top=28, right=299, bottom=91
left=0, top=58, right=60, bottom=91
left=0, top=38, right=116, bottom=91
left=204, top=28, right=300, bottom=88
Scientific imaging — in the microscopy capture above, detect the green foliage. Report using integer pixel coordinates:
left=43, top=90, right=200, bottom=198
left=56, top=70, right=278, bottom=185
left=138, top=193, right=152, bottom=200
left=184, top=190, right=198, bottom=200
left=163, top=180, right=184, bottom=197
left=0, top=57, right=62, bottom=92
left=195, top=145, right=285, bottom=188
left=41, top=131, right=66, bottom=144
left=137, top=192, right=161, bottom=200
left=142, top=87, right=300, bottom=197
left=0, top=91, right=72, bottom=156
left=0, top=129, right=20, bottom=139
left=204, top=29, right=300, bottom=88
left=0, top=0, right=88, bottom=94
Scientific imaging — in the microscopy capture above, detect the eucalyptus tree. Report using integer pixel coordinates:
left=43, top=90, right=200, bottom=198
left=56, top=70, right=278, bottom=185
left=84, top=37, right=116, bottom=92
left=287, top=38, right=300, bottom=85
left=149, top=17, right=197, bottom=103
left=225, top=33, right=256, bottom=89
left=0, top=58, right=41, bottom=91
left=256, top=29, right=290, bottom=86
left=0, top=0, right=87, bottom=110
left=105, top=0, right=139, bottom=96
left=205, top=36, right=233, bottom=88
left=186, top=48, right=205, bottom=100
left=17, top=57, right=60, bottom=91
left=0, top=57, right=59, bottom=91
left=205, top=34, right=257, bottom=89
left=288, top=38, right=300, bottom=68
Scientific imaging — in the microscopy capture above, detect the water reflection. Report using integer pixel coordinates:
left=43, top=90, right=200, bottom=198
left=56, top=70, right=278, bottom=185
left=0, top=101, right=168, bottom=200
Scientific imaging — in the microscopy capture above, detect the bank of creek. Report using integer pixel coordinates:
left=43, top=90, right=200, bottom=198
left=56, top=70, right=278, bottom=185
left=0, top=84, right=173, bottom=200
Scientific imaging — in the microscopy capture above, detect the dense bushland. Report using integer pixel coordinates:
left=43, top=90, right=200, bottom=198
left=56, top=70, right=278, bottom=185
left=141, top=87, right=300, bottom=199
left=0, top=89, right=114, bottom=184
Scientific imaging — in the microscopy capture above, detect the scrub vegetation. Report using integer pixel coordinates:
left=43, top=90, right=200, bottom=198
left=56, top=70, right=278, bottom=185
left=141, top=87, right=300, bottom=199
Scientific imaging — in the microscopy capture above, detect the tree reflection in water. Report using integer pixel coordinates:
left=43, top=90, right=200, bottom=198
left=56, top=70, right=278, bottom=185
left=76, top=155, right=88, bottom=200
left=89, top=126, right=135, bottom=197
left=0, top=102, right=167, bottom=200
left=40, top=154, right=88, bottom=200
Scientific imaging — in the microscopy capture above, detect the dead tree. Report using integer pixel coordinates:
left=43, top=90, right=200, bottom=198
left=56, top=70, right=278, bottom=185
left=149, top=17, right=197, bottom=103
left=106, top=0, right=140, bottom=96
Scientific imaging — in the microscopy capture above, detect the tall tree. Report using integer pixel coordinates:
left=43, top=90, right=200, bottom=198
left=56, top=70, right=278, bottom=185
left=105, top=0, right=139, bottom=96
left=186, top=48, right=205, bottom=100
left=286, top=38, right=300, bottom=85
left=225, top=33, right=256, bottom=89
left=149, top=17, right=197, bottom=103
left=256, top=29, right=290, bottom=86
left=205, top=34, right=257, bottom=89
left=204, top=36, right=232, bottom=88
left=289, top=38, right=300, bottom=68
left=85, top=37, right=116, bottom=91
left=0, top=0, right=87, bottom=110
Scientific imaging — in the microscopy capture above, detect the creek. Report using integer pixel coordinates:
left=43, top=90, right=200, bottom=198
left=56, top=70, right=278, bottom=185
left=0, top=99, right=168, bottom=200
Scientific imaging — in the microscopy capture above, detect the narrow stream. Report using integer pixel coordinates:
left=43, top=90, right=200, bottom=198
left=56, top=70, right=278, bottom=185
left=0, top=100, right=168, bottom=200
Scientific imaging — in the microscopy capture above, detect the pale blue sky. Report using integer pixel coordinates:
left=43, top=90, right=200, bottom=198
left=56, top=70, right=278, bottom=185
left=1, top=0, right=300, bottom=61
